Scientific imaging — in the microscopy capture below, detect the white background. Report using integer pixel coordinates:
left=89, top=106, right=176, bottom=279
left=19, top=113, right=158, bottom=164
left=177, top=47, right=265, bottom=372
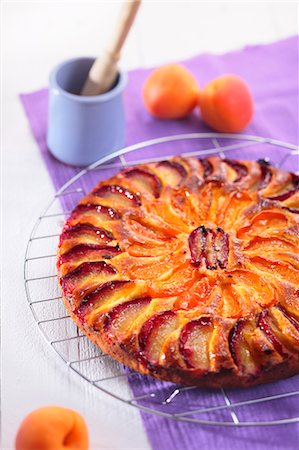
left=2, top=1, right=298, bottom=449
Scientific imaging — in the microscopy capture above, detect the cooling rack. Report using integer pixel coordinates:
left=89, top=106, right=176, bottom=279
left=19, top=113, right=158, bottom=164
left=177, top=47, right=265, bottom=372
left=24, top=133, right=299, bottom=426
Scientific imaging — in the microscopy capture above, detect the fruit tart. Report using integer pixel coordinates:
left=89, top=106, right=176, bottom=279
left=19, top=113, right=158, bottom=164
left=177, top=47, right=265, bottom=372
left=57, top=156, right=299, bottom=388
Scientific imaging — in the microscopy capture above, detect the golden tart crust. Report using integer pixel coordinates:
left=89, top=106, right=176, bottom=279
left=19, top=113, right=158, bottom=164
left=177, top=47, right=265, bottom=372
left=57, top=157, right=299, bottom=388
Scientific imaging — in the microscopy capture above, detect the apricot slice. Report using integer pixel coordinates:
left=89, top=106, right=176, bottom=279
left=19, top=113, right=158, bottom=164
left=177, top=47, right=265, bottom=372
left=149, top=262, right=195, bottom=297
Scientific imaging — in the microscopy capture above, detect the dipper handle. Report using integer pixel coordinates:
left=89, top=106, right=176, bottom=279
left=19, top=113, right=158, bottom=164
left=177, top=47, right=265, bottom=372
left=81, top=0, right=141, bottom=96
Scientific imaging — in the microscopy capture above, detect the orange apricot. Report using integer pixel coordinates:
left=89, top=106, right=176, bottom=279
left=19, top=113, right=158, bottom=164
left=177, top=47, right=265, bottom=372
left=15, top=406, right=89, bottom=450
left=199, top=75, right=254, bottom=132
left=142, top=64, right=199, bottom=119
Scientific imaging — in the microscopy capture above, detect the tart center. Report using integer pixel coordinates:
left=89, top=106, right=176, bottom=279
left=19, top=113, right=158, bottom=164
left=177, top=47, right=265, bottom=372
left=188, top=225, right=229, bottom=270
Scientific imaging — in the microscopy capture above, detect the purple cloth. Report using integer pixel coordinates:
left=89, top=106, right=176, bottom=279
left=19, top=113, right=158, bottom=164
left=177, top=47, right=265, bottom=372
left=21, top=36, right=299, bottom=450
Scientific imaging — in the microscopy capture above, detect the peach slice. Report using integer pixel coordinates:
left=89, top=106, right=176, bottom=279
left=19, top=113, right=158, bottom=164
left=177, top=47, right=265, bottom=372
left=146, top=199, right=191, bottom=234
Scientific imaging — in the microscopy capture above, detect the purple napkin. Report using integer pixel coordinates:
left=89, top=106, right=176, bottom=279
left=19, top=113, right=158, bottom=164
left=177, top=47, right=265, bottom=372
left=21, top=36, right=299, bottom=450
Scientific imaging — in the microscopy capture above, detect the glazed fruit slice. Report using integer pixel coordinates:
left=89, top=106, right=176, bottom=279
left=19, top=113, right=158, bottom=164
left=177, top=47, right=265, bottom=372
left=155, top=160, right=187, bottom=186
left=121, top=168, right=162, bottom=198
left=61, top=261, right=117, bottom=307
left=256, top=159, right=273, bottom=191
left=71, top=203, right=120, bottom=221
left=138, top=311, right=180, bottom=365
left=60, top=223, right=114, bottom=243
left=199, top=158, right=213, bottom=179
left=59, top=224, right=115, bottom=253
left=268, top=173, right=299, bottom=201
left=188, top=225, right=229, bottom=269
left=76, top=280, right=132, bottom=322
left=179, top=318, right=213, bottom=370
left=223, top=159, right=248, bottom=182
left=266, top=306, right=299, bottom=353
left=57, top=155, right=299, bottom=388
left=93, top=185, right=141, bottom=207
left=58, top=244, right=121, bottom=276
left=103, top=297, right=152, bottom=340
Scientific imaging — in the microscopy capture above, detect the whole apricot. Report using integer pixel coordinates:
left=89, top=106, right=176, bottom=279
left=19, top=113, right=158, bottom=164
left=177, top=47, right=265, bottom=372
left=199, top=75, right=253, bottom=132
left=142, top=64, right=199, bottom=119
left=15, top=406, right=89, bottom=450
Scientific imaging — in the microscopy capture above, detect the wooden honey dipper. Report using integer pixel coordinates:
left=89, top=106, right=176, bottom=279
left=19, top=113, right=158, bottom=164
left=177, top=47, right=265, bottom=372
left=81, top=0, right=141, bottom=96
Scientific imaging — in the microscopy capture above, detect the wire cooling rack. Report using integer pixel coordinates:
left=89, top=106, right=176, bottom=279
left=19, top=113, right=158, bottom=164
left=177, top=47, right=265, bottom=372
left=24, top=133, right=299, bottom=426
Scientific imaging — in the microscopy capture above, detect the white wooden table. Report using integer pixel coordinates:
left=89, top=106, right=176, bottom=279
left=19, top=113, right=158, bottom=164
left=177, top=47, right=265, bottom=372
left=2, top=2, right=297, bottom=449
